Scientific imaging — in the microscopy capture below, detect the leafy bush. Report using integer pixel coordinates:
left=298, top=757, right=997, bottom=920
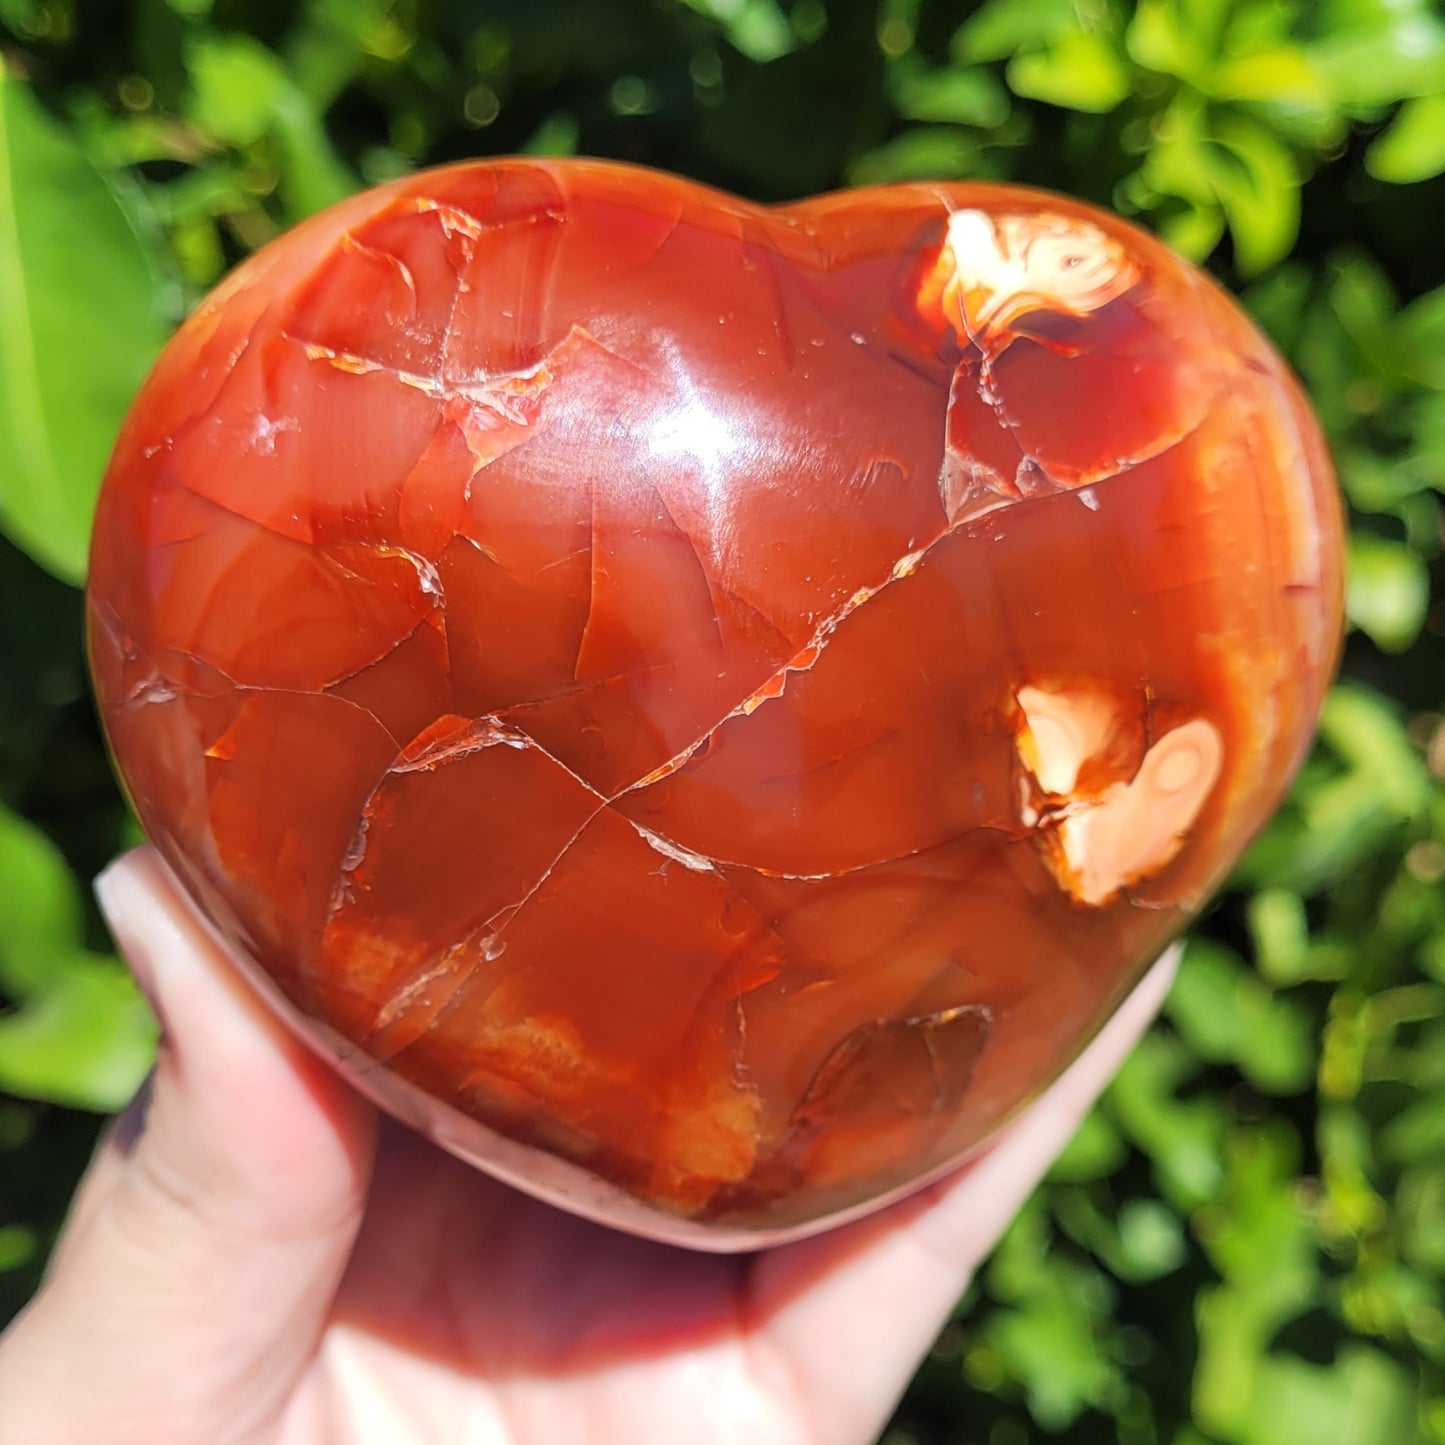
left=2, top=1, right=1443, bottom=1439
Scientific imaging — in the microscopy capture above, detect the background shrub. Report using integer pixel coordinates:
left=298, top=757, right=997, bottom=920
left=2, top=2, right=1443, bottom=1440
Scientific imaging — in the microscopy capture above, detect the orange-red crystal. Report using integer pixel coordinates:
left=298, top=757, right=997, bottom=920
left=87, top=161, right=1344, bottom=1244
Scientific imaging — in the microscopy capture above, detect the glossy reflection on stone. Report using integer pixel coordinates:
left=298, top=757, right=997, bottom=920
left=87, top=160, right=1344, bottom=1247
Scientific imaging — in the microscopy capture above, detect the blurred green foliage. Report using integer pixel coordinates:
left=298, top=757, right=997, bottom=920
left=1, top=1, right=1443, bottom=1440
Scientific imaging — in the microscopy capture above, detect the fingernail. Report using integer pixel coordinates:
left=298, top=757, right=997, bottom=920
left=94, top=849, right=143, bottom=923
left=95, top=850, right=163, bottom=1011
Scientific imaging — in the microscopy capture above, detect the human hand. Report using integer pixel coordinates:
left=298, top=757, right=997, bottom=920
left=0, top=847, right=1176, bottom=1445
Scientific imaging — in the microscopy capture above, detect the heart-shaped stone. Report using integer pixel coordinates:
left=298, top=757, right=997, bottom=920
left=87, top=160, right=1343, bottom=1247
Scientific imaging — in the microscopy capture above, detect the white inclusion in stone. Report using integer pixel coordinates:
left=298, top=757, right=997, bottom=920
left=1016, top=685, right=1119, bottom=796
left=1053, top=718, right=1223, bottom=906
left=1014, top=684, right=1224, bottom=906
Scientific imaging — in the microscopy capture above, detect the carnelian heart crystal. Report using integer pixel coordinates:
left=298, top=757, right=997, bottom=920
left=87, top=161, right=1344, bottom=1248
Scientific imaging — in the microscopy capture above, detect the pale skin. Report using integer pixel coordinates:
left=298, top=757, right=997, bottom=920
left=0, top=848, right=1177, bottom=1445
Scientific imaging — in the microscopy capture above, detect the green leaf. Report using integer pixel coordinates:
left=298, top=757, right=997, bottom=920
left=677, top=0, right=796, bottom=62
left=1247, top=888, right=1315, bottom=984
left=953, top=0, right=1083, bottom=65
left=1167, top=940, right=1316, bottom=1095
left=1007, top=30, right=1131, bottom=113
left=1326, top=252, right=1399, bottom=368
left=1398, top=1163, right=1445, bottom=1275
left=1380, top=1093, right=1445, bottom=1165
left=1134, top=102, right=1305, bottom=269
left=1207, top=45, right=1332, bottom=111
left=1193, top=1123, right=1322, bottom=1438
left=1127, top=0, right=1209, bottom=83
left=0, top=1224, right=35, bottom=1275
left=1246, top=1347, right=1418, bottom=1445
left=1129, top=95, right=1302, bottom=269
left=0, top=802, right=84, bottom=999
left=1367, top=94, right=1445, bottom=184
left=1114, top=1197, right=1187, bottom=1279
left=269, top=85, right=357, bottom=219
left=0, top=962, right=156, bottom=1110
left=182, top=33, right=355, bottom=221
left=850, top=127, right=982, bottom=185
left=1108, top=1031, right=1227, bottom=1208
left=0, top=0, right=41, bottom=33
left=889, top=59, right=1011, bottom=127
left=1396, top=283, right=1445, bottom=390
left=1210, top=115, right=1300, bottom=273
left=0, top=804, right=156, bottom=1110
left=1340, top=449, right=1433, bottom=513
left=1241, top=684, right=1431, bottom=894
left=1412, top=388, right=1445, bottom=478
left=522, top=112, right=581, bottom=157
left=1054, top=1187, right=1188, bottom=1284
left=1243, top=261, right=1313, bottom=354
left=1321, top=685, right=1431, bottom=818
left=1157, top=202, right=1227, bottom=263
left=1311, top=11, right=1445, bottom=106
left=284, top=0, right=391, bottom=109
left=1132, top=99, right=1228, bottom=258
left=0, top=65, right=171, bottom=585
left=984, top=1239, right=1120, bottom=1429
left=1347, top=532, right=1430, bottom=653
left=1049, top=1107, right=1128, bottom=1183
left=186, top=32, right=287, bottom=145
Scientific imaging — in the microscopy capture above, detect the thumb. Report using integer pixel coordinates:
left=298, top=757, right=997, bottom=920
left=0, top=848, right=376, bottom=1445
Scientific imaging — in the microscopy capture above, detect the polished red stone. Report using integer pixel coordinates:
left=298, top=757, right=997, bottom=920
left=87, top=161, right=1344, bottom=1245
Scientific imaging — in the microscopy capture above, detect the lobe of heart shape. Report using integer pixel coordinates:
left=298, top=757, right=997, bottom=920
left=87, top=160, right=1344, bottom=1248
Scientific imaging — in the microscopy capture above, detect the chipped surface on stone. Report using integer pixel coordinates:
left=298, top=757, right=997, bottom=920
left=87, top=160, right=1345, bottom=1240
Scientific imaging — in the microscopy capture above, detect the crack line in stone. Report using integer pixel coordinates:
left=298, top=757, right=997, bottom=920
left=498, top=661, right=676, bottom=721
left=532, top=545, right=590, bottom=575
left=647, top=467, right=728, bottom=655
left=320, top=614, right=447, bottom=733
left=610, top=401, right=1204, bottom=819
left=326, top=713, right=621, bottom=1026
left=945, top=347, right=1223, bottom=516
left=574, top=476, right=604, bottom=683
left=154, top=460, right=324, bottom=549
left=752, top=726, right=902, bottom=791
left=1067, top=407, right=1213, bottom=489
left=358, top=798, right=612, bottom=1060
left=317, top=539, right=444, bottom=598
left=758, top=246, right=799, bottom=369
left=654, top=819, right=1022, bottom=884
left=279, top=331, right=554, bottom=419
left=402, top=716, right=611, bottom=802
left=276, top=318, right=649, bottom=422
left=436, top=212, right=481, bottom=392
left=628, top=821, right=719, bottom=873
left=602, top=334, right=1129, bottom=801
left=607, top=526, right=955, bottom=801
left=362, top=951, right=467, bottom=1042
left=339, top=232, right=420, bottom=314
left=189, top=533, right=445, bottom=694
left=646, top=946, right=769, bottom=1150
left=124, top=641, right=428, bottom=734
left=146, top=329, right=265, bottom=466
left=410, top=194, right=570, bottom=239
left=616, top=205, right=685, bottom=274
